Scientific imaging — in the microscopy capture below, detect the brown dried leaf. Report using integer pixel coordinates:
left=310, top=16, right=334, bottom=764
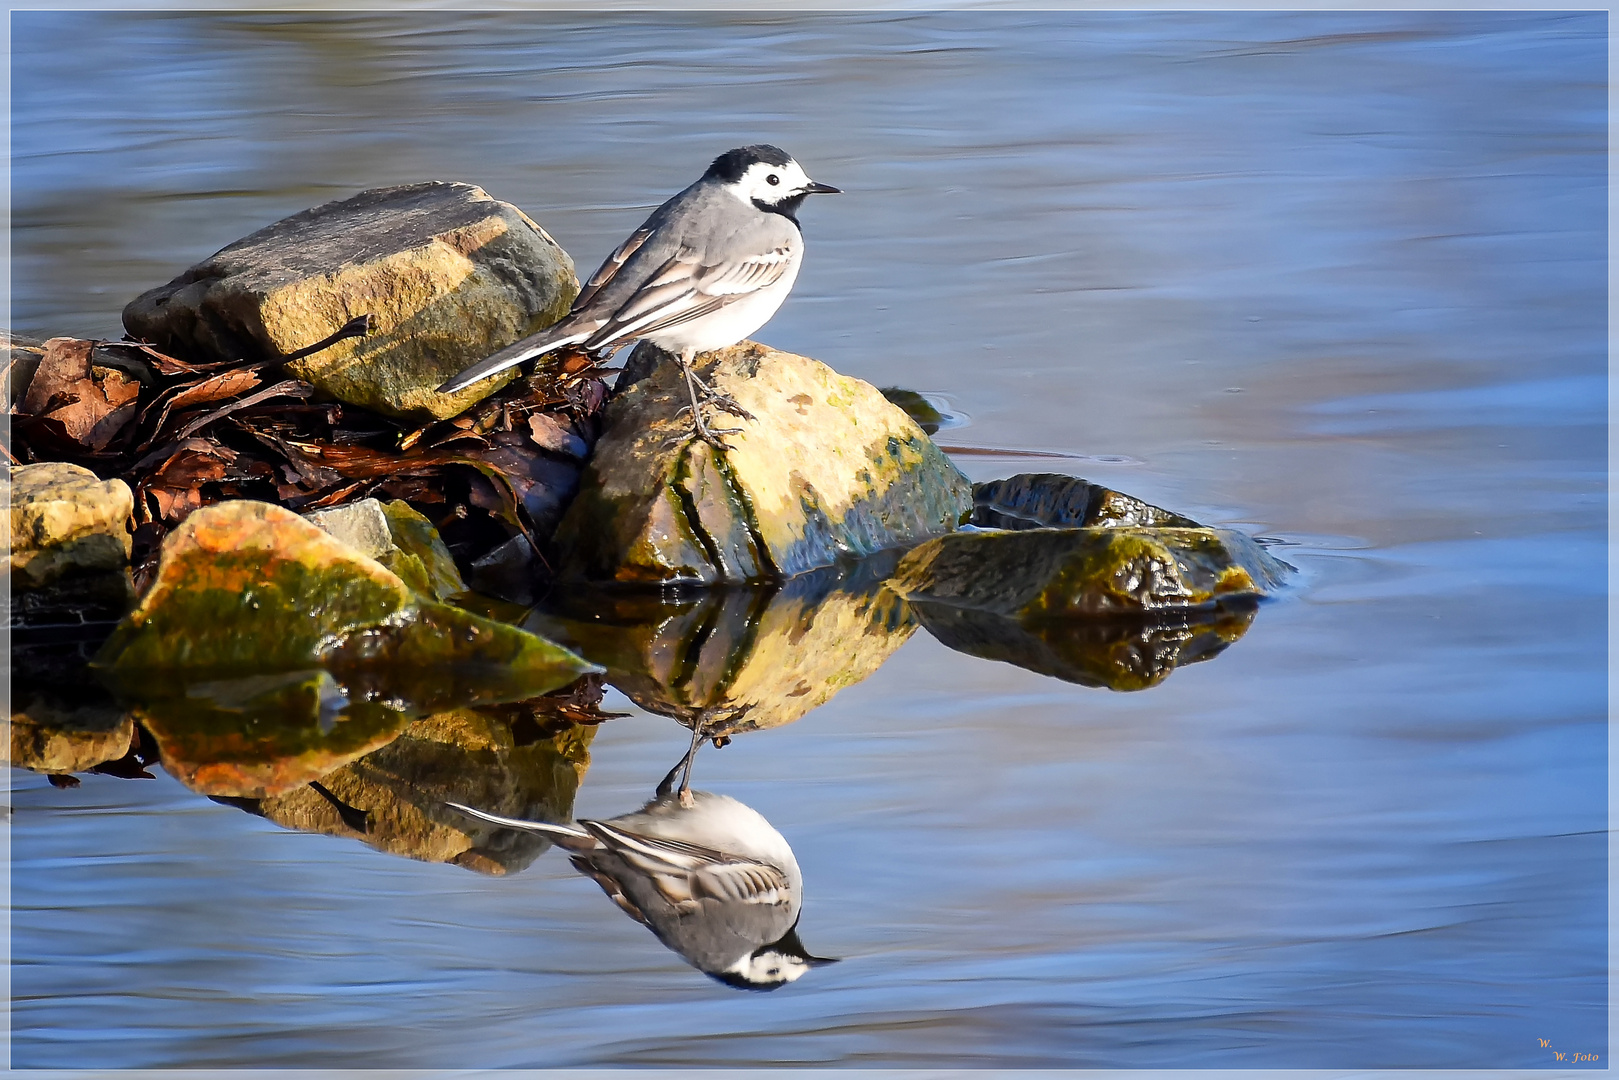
left=141, top=367, right=265, bottom=446
left=86, top=401, right=141, bottom=451
left=21, top=338, right=93, bottom=416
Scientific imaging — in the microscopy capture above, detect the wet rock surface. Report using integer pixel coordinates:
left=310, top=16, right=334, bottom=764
left=122, top=181, right=579, bottom=421
left=7, top=462, right=134, bottom=589
left=96, top=501, right=593, bottom=701
left=554, top=341, right=973, bottom=584
left=972, top=472, right=1200, bottom=530
left=887, top=526, right=1291, bottom=618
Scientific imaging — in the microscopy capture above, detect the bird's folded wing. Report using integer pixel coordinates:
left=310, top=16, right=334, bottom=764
left=583, top=245, right=795, bottom=348
left=573, top=224, right=657, bottom=311
left=583, top=819, right=790, bottom=906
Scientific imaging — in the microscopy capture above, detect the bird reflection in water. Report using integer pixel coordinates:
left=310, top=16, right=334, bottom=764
left=448, top=728, right=835, bottom=991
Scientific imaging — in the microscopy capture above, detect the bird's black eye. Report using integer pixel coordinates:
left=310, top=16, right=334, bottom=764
left=766, top=174, right=780, bottom=186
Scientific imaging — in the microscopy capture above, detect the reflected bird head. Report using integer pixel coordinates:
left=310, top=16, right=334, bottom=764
left=708, top=920, right=840, bottom=991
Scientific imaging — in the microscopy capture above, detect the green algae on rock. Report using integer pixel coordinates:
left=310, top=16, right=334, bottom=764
left=6, top=462, right=134, bottom=589
left=552, top=341, right=973, bottom=584
left=122, top=182, right=579, bottom=421
left=972, top=473, right=1201, bottom=531
left=887, top=526, right=1292, bottom=618
left=95, top=501, right=594, bottom=697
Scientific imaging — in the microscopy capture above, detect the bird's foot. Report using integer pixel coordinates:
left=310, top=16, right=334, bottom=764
left=685, top=369, right=756, bottom=421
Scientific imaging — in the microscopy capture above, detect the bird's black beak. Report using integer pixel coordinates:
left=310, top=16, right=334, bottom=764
left=804, top=181, right=841, bottom=195
left=771, top=923, right=840, bottom=966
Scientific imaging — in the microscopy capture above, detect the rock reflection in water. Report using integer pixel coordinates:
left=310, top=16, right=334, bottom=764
left=450, top=786, right=836, bottom=990
left=907, top=598, right=1258, bottom=691
left=526, top=554, right=916, bottom=738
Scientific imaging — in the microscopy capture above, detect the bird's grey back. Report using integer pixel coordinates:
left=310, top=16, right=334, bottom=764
left=578, top=178, right=802, bottom=315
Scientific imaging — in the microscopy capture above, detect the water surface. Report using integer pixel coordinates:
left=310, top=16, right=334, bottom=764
left=10, top=11, right=1606, bottom=1069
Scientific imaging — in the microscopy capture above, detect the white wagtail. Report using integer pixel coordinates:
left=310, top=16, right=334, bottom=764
left=447, top=788, right=837, bottom=990
left=436, top=145, right=840, bottom=446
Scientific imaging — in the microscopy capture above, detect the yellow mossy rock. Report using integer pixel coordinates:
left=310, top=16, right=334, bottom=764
left=6, top=462, right=133, bottom=589
left=122, top=181, right=578, bottom=421
left=554, top=341, right=973, bottom=584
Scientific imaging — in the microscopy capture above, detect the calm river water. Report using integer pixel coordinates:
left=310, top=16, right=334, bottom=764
left=9, top=11, right=1607, bottom=1070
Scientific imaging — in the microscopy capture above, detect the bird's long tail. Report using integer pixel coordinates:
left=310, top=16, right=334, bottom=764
left=446, top=801, right=593, bottom=842
left=434, top=327, right=585, bottom=394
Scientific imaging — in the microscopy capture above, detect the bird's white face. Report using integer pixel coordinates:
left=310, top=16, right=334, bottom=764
left=735, top=949, right=811, bottom=986
left=727, top=159, right=818, bottom=207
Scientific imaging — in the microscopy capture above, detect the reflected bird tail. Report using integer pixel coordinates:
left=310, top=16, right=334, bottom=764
left=445, top=801, right=593, bottom=842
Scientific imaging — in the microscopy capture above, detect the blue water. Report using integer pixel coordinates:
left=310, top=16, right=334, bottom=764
left=9, top=11, right=1606, bottom=1068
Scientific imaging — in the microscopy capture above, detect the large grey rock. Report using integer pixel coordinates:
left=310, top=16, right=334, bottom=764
left=6, top=462, right=133, bottom=589
left=553, top=341, right=974, bottom=584
left=122, top=181, right=578, bottom=421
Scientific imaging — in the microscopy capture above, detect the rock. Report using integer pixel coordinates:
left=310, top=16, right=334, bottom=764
left=527, top=554, right=916, bottom=737
left=906, top=600, right=1257, bottom=691
left=304, top=498, right=465, bottom=601
left=95, top=501, right=594, bottom=704
left=972, top=473, right=1200, bottom=530
left=887, top=526, right=1292, bottom=618
left=554, top=341, right=973, bottom=584
left=6, top=462, right=133, bottom=589
left=252, top=709, right=595, bottom=875
left=122, top=181, right=579, bottom=421
left=10, top=692, right=135, bottom=774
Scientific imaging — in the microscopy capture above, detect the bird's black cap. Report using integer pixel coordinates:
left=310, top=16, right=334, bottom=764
left=706, top=144, right=795, bottom=183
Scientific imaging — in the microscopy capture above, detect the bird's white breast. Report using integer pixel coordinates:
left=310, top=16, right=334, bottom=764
left=646, top=250, right=803, bottom=355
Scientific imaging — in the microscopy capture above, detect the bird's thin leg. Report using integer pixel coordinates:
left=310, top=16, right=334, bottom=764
left=674, top=716, right=707, bottom=808
left=674, top=349, right=741, bottom=449
left=684, top=367, right=755, bottom=422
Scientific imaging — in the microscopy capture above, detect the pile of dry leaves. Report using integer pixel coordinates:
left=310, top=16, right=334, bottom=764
left=4, top=318, right=612, bottom=590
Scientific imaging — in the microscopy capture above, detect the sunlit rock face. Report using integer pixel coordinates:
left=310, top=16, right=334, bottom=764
left=7, top=462, right=134, bottom=589
left=122, top=181, right=578, bottom=421
left=888, top=525, right=1291, bottom=619
left=553, top=341, right=973, bottom=585
left=96, top=500, right=591, bottom=693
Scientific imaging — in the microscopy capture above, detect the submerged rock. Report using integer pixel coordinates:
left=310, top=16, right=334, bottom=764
left=304, top=498, right=465, bottom=601
left=972, top=473, right=1200, bottom=530
left=6, top=462, right=133, bottom=589
left=887, top=526, right=1291, bottom=618
left=554, top=341, right=973, bottom=584
left=528, top=556, right=916, bottom=737
left=122, top=181, right=578, bottom=421
left=95, top=501, right=593, bottom=700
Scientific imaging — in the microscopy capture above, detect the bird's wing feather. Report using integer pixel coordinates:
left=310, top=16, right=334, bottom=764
left=584, top=245, right=796, bottom=347
left=572, top=224, right=657, bottom=311
left=581, top=819, right=792, bottom=907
